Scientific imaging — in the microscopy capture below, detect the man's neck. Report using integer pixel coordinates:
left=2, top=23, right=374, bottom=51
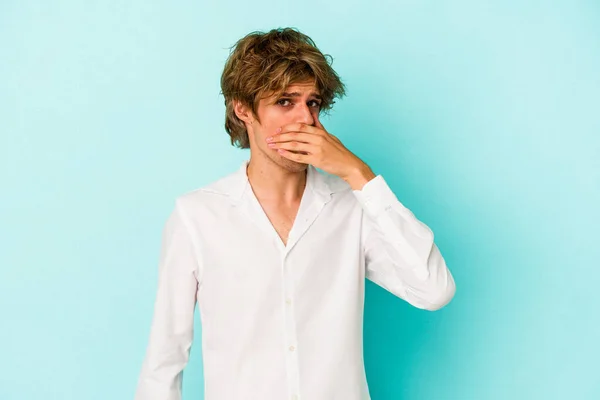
left=246, top=156, right=307, bottom=205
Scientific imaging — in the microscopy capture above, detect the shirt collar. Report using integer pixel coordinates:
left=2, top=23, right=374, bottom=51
left=229, top=159, right=333, bottom=206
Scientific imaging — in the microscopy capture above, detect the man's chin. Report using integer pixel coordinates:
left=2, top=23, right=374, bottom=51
left=255, top=144, right=309, bottom=171
left=275, top=152, right=309, bottom=172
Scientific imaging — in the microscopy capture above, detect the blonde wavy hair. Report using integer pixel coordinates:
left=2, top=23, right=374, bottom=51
left=220, top=27, right=346, bottom=148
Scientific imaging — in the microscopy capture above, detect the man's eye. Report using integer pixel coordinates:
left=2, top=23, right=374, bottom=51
left=277, top=99, right=292, bottom=106
left=308, top=100, right=322, bottom=108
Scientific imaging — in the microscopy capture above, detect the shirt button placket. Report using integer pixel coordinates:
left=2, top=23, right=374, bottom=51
left=282, top=254, right=301, bottom=399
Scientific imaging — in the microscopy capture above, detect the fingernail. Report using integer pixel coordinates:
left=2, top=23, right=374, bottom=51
left=266, top=136, right=273, bottom=142
left=276, top=127, right=281, bottom=133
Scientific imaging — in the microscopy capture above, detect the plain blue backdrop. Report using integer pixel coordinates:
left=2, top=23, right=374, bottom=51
left=1, top=1, right=599, bottom=399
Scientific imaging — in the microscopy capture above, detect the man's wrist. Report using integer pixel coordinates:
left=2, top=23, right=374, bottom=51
left=343, top=162, right=377, bottom=190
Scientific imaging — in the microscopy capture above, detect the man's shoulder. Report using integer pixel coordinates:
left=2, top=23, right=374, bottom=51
left=174, top=167, right=241, bottom=210
left=317, top=168, right=353, bottom=195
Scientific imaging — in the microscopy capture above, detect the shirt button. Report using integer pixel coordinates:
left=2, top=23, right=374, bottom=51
left=286, top=298, right=292, bottom=305
left=292, top=395, right=299, bottom=400
left=289, top=345, right=295, bottom=352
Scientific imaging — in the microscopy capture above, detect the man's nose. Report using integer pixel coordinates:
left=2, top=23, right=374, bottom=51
left=295, top=103, right=315, bottom=126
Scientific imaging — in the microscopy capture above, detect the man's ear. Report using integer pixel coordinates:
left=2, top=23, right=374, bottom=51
left=233, top=100, right=254, bottom=124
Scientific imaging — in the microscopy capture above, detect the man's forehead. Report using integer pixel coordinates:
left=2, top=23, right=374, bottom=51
left=281, top=81, right=321, bottom=97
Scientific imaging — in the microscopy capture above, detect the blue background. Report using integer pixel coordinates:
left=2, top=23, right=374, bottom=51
left=1, top=1, right=599, bottom=399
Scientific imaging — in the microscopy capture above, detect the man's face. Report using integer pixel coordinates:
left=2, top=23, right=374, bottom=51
left=247, top=80, right=322, bottom=172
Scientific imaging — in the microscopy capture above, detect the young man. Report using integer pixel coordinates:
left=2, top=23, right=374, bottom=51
left=135, top=28, right=455, bottom=400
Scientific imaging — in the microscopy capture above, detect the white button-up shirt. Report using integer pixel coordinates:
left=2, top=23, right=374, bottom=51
left=135, top=160, right=455, bottom=400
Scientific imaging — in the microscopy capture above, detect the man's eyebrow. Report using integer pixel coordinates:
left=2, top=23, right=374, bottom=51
left=280, top=92, right=322, bottom=99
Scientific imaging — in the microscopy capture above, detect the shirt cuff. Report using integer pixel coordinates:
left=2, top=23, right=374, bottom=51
left=352, top=175, right=405, bottom=219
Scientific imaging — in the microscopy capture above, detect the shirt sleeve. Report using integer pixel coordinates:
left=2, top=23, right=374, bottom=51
left=353, top=175, right=456, bottom=311
left=135, top=199, right=202, bottom=400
